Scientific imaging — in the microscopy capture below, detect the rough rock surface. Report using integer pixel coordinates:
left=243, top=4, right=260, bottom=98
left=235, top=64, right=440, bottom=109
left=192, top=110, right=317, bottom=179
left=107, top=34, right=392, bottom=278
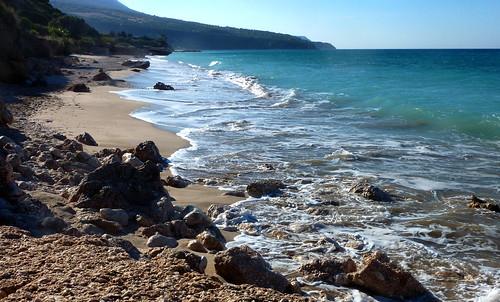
left=165, top=175, right=191, bottom=188
left=0, top=101, right=14, bottom=127
left=347, top=252, right=431, bottom=300
left=246, top=180, right=286, bottom=198
left=69, top=161, right=168, bottom=209
left=350, top=182, right=393, bottom=202
left=75, top=132, right=98, bottom=146
left=122, top=60, right=150, bottom=69
left=92, top=69, right=112, bottom=81
left=67, top=83, right=90, bottom=93
left=154, top=82, right=175, bottom=91
left=300, top=257, right=357, bottom=285
left=468, top=195, right=499, bottom=213
left=0, top=226, right=307, bottom=301
left=147, top=233, right=178, bottom=248
left=214, top=245, right=295, bottom=293
left=134, top=141, right=164, bottom=165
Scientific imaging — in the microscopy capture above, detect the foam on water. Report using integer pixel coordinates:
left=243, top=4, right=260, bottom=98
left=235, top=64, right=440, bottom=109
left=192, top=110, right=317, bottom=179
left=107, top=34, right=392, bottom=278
left=116, top=52, right=500, bottom=301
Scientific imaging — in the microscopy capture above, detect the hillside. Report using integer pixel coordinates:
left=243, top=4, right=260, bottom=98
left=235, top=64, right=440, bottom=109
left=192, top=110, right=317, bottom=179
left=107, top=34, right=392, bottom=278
left=51, top=0, right=336, bottom=50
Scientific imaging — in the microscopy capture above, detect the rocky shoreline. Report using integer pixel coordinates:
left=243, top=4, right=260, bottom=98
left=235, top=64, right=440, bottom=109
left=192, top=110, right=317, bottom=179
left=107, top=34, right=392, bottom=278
left=2, top=54, right=497, bottom=301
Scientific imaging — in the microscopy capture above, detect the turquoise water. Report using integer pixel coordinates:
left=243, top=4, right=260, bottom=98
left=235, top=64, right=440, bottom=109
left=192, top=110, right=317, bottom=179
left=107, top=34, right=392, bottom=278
left=118, top=50, right=500, bottom=301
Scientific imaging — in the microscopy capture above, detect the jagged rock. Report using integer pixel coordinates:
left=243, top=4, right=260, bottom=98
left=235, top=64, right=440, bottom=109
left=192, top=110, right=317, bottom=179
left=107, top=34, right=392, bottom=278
left=170, top=250, right=207, bottom=273
left=134, top=141, right=163, bottom=164
left=468, top=195, right=499, bottom=213
left=0, top=100, right=14, bottom=127
left=350, top=182, right=393, bottom=202
left=197, top=230, right=225, bottom=251
left=86, top=218, right=123, bottom=235
left=207, top=204, right=229, bottom=220
left=170, top=220, right=196, bottom=239
left=184, top=208, right=212, bottom=229
left=300, top=257, right=357, bottom=285
left=153, top=197, right=176, bottom=222
left=92, top=70, right=112, bottom=81
left=141, top=223, right=173, bottom=238
left=122, top=153, right=144, bottom=168
left=40, top=217, right=67, bottom=232
left=67, top=83, right=90, bottom=93
left=165, top=175, right=191, bottom=188
left=214, top=245, right=294, bottom=293
left=136, top=214, right=155, bottom=228
left=147, top=233, right=178, bottom=248
left=81, top=223, right=104, bottom=235
left=99, top=208, right=129, bottom=226
left=223, top=190, right=246, bottom=198
left=122, top=60, right=150, bottom=69
left=101, top=154, right=121, bottom=165
left=247, top=180, right=286, bottom=198
left=347, top=251, right=433, bottom=300
left=75, top=132, right=98, bottom=146
left=58, top=139, right=83, bottom=153
left=153, top=82, right=174, bottom=91
left=52, top=133, right=67, bottom=141
left=69, top=161, right=167, bottom=210
left=187, top=240, right=208, bottom=253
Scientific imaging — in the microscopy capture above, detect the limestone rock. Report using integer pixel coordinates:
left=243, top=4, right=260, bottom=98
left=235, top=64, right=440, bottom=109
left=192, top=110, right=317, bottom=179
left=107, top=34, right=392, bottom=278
left=147, top=233, right=178, bottom=248
left=214, top=245, right=294, bottom=293
left=247, top=180, right=286, bottom=198
left=75, top=132, right=98, bottom=146
left=300, top=257, right=357, bottom=285
left=350, top=182, right=393, bottom=202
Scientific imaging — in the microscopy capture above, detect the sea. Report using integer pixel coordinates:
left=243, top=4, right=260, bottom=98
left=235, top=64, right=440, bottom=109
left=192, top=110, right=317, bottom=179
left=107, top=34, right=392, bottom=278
left=116, top=49, right=500, bottom=301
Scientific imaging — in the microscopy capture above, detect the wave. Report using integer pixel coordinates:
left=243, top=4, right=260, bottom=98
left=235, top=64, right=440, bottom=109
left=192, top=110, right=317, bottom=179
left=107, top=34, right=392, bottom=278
left=209, top=60, right=221, bottom=67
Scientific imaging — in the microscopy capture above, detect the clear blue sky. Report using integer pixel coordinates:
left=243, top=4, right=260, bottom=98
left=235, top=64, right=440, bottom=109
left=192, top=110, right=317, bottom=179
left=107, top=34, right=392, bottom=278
left=120, top=0, right=500, bottom=49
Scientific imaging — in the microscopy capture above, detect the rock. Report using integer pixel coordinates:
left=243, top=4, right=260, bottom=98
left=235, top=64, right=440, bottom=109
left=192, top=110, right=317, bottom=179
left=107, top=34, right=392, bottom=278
left=122, top=60, right=150, bottom=69
left=223, top=190, right=246, bottom=198
left=468, top=195, right=499, bottom=213
left=170, top=250, right=207, bottom=273
left=300, top=257, right=357, bottom=285
left=134, top=141, right=164, bottom=165
left=67, top=83, right=90, bottom=93
left=136, top=214, right=155, bottom=228
left=86, top=218, right=123, bottom=235
left=141, top=223, right=173, bottom=238
left=0, top=101, right=14, bottom=126
left=122, top=153, right=144, bottom=168
left=102, top=234, right=140, bottom=259
left=153, top=82, right=175, bottom=91
left=214, top=245, right=294, bottom=293
left=92, top=70, right=112, bottom=81
left=6, top=154, right=21, bottom=170
left=247, top=180, right=286, bottom=198
left=69, top=161, right=168, bottom=209
left=75, top=132, right=98, bottom=146
left=196, top=230, right=225, bottom=251
left=187, top=240, right=208, bottom=253
left=350, top=182, right=393, bottom=202
left=153, top=197, right=176, bottom=222
left=170, top=220, right=196, bottom=239
left=207, top=204, right=230, bottom=220
left=147, top=233, right=178, bottom=248
left=347, top=251, right=432, bottom=300
left=99, top=208, right=129, bottom=226
left=101, top=154, right=121, bottom=165
left=53, top=133, right=67, bottom=141
left=184, top=209, right=212, bottom=229
left=49, top=147, right=64, bottom=159
left=81, top=223, right=104, bottom=235
left=40, top=217, right=67, bottom=232
left=165, top=175, right=191, bottom=188
left=58, top=139, right=83, bottom=153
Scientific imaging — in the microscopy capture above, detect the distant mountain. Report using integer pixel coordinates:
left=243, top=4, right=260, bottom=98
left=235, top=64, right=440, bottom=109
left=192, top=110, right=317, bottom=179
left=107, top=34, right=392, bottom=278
left=51, top=0, right=336, bottom=51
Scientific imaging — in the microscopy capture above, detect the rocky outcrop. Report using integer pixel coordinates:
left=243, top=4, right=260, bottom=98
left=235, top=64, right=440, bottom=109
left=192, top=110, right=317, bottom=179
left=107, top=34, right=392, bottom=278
left=69, top=161, right=168, bottom=209
left=92, top=69, right=112, bottom=81
left=134, top=141, right=164, bottom=165
left=165, top=175, right=191, bottom=188
left=67, top=83, right=91, bottom=93
left=75, top=132, right=98, bottom=146
left=300, top=257, right=357, bottom=285
left=247, top=180, right=286, bottom=198
left=153, top=82, right=174, bottom=91
left=214, top=245, right=295, bottom=293
left=468, top=195, right=499, bottom=213
left=0, top=101, right=14, bottom=127
left=122, top=60, right=150, bottom=69
left=350, top=182, right=393, bottom=202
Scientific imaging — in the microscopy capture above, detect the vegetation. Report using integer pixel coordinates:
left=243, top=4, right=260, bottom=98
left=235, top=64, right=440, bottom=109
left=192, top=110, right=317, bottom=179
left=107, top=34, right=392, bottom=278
left=51, top=0, right=334, bottom=50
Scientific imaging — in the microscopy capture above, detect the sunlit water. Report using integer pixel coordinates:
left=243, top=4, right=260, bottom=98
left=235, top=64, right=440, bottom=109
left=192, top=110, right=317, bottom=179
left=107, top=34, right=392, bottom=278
left=116, top=50, right=500, bottom=301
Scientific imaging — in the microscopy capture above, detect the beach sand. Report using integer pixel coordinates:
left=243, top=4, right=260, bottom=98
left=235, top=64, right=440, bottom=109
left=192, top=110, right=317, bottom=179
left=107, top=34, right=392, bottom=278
left=33, top=61, right=244, bottom=276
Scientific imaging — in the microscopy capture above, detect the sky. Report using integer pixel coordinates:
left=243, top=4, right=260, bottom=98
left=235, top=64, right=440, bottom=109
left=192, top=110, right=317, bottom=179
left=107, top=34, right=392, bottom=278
left=119, top=0, right=500, bottom=49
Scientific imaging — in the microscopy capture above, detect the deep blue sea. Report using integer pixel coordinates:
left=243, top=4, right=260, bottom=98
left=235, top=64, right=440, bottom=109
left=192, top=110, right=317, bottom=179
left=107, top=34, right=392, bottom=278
left=117, top=50, right=500, bottom=301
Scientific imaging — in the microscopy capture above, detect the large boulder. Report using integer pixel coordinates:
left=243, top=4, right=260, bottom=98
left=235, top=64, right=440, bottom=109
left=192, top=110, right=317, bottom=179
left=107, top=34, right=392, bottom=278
left=246, top=180, right=286, bottom=198
left=0, top=101, right=14, bottom=127
left=99, top=208, right=129, bottom=226
left=300, top=257, right=357, bottom=285
left=92, top=70, right=112, bottom=81
left=468, top=195, right=499, bottom=213
left=214, top=245, right=294, bottom=293
left=122, top=60, right=150, bottom=69
left=165, top=175, right=191, bottom=188
left=347, top=252, right=433, bottom=300
left=146, top=233, right=178, bottom=248
left=197, top=230, right=225, bottom=251
left=69, top=161, right=168, bottom=209
left=350, top=182, right=393, bottom=202
left=75, top=132, right=98, bottom=147
left=67, top=83, right=90, bottom=93
left=134, top=141, right=164, bottom=165
left=153, top=82, right=174, bottom=91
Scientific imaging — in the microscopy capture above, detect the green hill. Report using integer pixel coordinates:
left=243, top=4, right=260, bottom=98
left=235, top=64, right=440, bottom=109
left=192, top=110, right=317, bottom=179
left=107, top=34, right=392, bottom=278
left=51, top=0, right=335, bottom=50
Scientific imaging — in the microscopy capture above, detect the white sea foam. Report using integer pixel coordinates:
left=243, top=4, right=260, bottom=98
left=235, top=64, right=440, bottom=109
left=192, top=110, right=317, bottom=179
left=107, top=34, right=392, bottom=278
left=209, top=60, right=221, bottom=67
